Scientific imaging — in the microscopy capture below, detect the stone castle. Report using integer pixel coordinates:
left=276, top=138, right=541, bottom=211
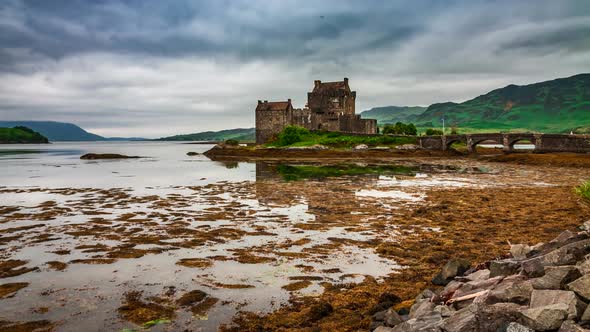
left=255, top=78, right=377, bottom=144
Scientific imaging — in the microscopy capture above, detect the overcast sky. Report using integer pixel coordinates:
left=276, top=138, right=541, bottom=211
left=1, top=0, right=589, bottom=137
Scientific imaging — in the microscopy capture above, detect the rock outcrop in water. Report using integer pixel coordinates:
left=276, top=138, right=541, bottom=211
left=80, top=153, right=141, bottom=160
left=371, top=224, right=590, bottom=331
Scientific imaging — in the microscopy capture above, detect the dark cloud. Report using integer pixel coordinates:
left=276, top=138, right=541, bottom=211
left=0, top=0, right=589, bottom=137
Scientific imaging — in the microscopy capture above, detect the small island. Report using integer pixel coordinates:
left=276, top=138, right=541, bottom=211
left=0, top=126, right=49, bottom=144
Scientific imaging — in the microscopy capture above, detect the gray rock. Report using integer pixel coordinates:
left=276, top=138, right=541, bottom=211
left=373, top=310, right=387, bottom=321
left=416, top=288, right=437, bottom=302
left=434, top=305, right=455, bottom=318
left=440, top=305, right=478, bottom=332
left=490, top=259, right=521, bottom=277
left=580, top=220, right=590, bottom=232
left=558, top=320, right=590, bottom=332
left=511, top=244, right=533, bottom=260
left=395, top=144, right=420, bottom=151
left=391, top=312, right=443, bottom=332
left=353, top=144, right=369, bottom=150
left=551, top=230, right=579, bottom=245
left=530, top=289, right=584, bottom=320
left=440, top=281, right=464, bottom=300
left=506, top=322, right=535, bottom=332
left=409, top=299, right=437, bottom=319
left=373, top=326, right=395, bottom=332
left=463, top=269, right=490, bottom=282
left=522, top=239, right=590, bottom=277
left=582, top=304, right=590, bottom=322
left=370, top=321, right=384, bottom=330
left=487, top=278, right=533, bottom=305
left=384, top=308, right=403, bottom=327
left=520, top=303, right=569, bottom=331
left=442, top=259, right=471, bottom=280
left=433, top=259, right=471, bottom=286
left=532, top=265, right=582, bottom=290
left=578, top=259, right=590, bottom=274
left=567, top=274, right=590, bottom=301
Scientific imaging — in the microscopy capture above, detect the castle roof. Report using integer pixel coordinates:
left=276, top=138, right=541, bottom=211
left=256, top=100, right=292, bottom=111
left=312, top=78, right=351, bottom=94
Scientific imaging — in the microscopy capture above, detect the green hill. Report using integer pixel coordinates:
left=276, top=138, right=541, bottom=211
left=360, top=106, right=426, bottom=124
left=414, top=73, right=590, bottom=133
left=0, top=121, right=147, bottom=141
left=0, top=126, right=49, bottom=144
left=159, top=128, right=255, bottom=141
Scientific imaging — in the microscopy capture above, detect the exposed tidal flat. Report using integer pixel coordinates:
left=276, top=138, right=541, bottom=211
left=0, top=142, right=589, bottom=331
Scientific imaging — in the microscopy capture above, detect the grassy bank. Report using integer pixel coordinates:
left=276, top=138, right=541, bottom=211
left=276, top=164, right=417, bottom=181
left=0, top=126, right=49, bottom=144
left=575, top=180, right=590, bottom=201
left=267, top=126, right=416, bottom=148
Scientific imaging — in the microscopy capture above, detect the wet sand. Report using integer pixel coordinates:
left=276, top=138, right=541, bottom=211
left=1, top=156, right=589, bottom=331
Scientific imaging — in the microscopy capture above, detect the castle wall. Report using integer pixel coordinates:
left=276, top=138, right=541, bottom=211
left=255, top=108, right=292, bottom=144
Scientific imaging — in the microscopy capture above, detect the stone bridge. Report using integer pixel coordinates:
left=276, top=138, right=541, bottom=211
left=417, top=133, right=590, bottom=153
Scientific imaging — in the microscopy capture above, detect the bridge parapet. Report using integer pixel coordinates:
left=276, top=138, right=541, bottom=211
left=417, top=133, right=590, bottom=154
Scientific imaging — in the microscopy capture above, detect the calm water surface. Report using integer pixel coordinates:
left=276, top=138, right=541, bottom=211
left=0, top=142, right=579, bottom=331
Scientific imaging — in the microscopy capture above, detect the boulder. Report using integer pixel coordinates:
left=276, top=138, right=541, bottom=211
left=434, top=305, right=455, bottom=318
left=558, top=320, right=590, bottom=332
left=395, top=144, right=420, bottom=151
left=410, top=299, right=437, bottom=319
left=391, top=312, right=443, bottom=332
left=353, top=144, right=369, bottom=150
left=80, top=153, right=141, bottom=160
left=578, top=259, right=590, bottom=275
left=567, top=274, right=590, bottom=301
left=532, top=266, right=582, bottom=290
left=478, top=303, right=529, bottom=331
left=580, top=220, right=590, bottom=232
left=506, top=322, right=535, bottom=332
left=489, top=259, right=521, bottom=277
left=440, top=305, right=478, bottom=332
left=463, top=269, right=490, bottom=282
left=384, top=308, right=403, bottom=327
left=582, top=304, right=590, bottom=322
left=520, top=303, right=569, bottom=331
left=530, top=290, right=585, bottom=320
left=433, top=259, right=471, bottom=285
left=373, top=310, right=387, bottom=321
left=186, top=152, right=200, bottom=156
left=511, top=244, right=533, bottom=260
left=522, top=239, right=590, bottom=277
left=415, top=289, right=437, bottom=302
left=487, top=278, right=533, bottom=305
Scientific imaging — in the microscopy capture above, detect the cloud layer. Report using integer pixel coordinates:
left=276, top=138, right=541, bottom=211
left=1, top=0, right=589, bottom=137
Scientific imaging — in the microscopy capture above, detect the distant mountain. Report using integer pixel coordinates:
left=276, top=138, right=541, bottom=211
left=0, top=121, right=147, bottom=141
left=0, top=126, right=49, bottom=144
left=159, top=128, right=255, bottom=141
left=359, top=74, right=590, bottom=133
left=360, top=106, right=427, bottom=124
left=413, top=73, right=590, bottom=133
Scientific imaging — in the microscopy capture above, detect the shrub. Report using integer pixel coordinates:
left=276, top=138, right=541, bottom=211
left=425, top=128, right=444, bottom=136
left=224, top=139, right=239, bottom=146
left=575, top=181, right=590, bottom=201
left=383, top=122, right=417, bottom=136
left=277, top=126, right=310, bottom=146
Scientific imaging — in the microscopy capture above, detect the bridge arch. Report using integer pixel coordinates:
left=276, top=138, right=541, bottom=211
left=466, top=134, right=504, bottom=154
left=504, top=134, right=538, bottom=152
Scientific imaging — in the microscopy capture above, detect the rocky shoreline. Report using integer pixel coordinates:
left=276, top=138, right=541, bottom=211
left=203, top=143, right=455, bottom=161
left=371, top=221, right=590, bottom=332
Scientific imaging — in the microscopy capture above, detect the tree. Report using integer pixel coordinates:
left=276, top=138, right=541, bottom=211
left=425, top=128, right=444, bottom=136
left=382, top=122, right=417, bottom=135
left=277, top=126, right=310, bottom=146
